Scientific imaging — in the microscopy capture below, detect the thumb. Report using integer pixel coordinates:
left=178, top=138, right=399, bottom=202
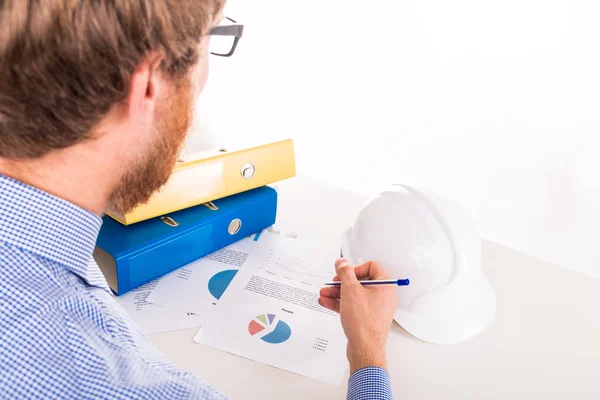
left=335, top=259, right=359, bottom=285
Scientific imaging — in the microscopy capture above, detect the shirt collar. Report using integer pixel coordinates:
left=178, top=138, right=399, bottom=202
left=0, top=173, right=109, bottom=290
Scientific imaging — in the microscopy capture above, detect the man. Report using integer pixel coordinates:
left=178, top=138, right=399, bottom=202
left=0, top=1, right=398, bottom=399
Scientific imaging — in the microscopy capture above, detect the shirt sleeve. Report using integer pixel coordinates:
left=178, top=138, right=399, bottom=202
left=347, top=366, right=393, bottom=400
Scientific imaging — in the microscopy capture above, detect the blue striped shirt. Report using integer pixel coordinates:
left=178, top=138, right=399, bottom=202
left=0, top=173, right=392, bottom=399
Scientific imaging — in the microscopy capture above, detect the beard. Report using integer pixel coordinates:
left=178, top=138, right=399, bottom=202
left=108, top=79, right=193, bottom=215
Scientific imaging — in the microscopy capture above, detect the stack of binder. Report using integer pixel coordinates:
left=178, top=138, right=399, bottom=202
left=94, top=139, right=295, bottom=295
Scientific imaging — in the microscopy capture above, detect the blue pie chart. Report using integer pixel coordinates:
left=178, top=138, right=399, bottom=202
left=207, top=269, right=238, bottom=300
left=261, top=320, right=292, bottom=344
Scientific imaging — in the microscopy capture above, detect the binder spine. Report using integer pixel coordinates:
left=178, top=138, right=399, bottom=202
left=107, top=139, right=294, bottom=225
left=113, top=190, right=277, bottom=295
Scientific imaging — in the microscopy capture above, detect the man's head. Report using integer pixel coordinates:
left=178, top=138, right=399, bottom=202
left=0, top=0, right=224, bottom=213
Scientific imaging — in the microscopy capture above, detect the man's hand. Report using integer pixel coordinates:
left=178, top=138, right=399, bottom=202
left=318, top=258, right=399, bottom=374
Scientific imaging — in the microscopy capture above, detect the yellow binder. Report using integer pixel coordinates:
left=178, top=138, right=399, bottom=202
left=106, top=139, right=296, bottom=225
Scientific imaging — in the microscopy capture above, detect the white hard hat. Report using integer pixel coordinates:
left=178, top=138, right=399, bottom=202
left=341, top=185, right=496, bottom=345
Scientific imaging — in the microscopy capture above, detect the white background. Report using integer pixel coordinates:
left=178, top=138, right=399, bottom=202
left=185, top=0, right=600, bottom=279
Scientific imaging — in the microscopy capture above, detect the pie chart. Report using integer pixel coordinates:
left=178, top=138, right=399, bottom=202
left=248, top=314, right=292, bottom=344
left=207, top=269, right=238, bottom=300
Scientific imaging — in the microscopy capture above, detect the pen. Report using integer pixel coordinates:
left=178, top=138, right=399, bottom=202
left=323, top=279, right=410, bottom=287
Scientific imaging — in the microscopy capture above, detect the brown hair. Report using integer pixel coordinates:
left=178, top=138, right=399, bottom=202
left=0, top=0, right=224, bottom=159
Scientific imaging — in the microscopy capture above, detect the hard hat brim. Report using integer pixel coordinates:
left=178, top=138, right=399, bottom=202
left=394, top=270, right=496, bottom=345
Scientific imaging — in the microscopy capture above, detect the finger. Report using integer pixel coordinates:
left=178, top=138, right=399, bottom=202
left=318, top=296, right=340, bottom=313
left=330, top=259, right=344, bottom=282
left=335, top=259, right=359, bottom=285
left=353, top=260, right=392, bottom=280
left=320, top=286, right=341, bottom=300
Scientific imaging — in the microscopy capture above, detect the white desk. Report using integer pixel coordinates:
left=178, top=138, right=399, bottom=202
left=149, top=176, right=600, bottom=399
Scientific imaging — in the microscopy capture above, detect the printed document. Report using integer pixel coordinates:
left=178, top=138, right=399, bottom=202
left=115, top=279, right=204, bottom=335
left=147, top=228, right=337, bottom=317
left=193, top=230, right=348, bottom=385
left=146, top=236, right=258, bottom=316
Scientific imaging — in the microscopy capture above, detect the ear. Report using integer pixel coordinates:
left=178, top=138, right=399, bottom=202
left=127, top=52, right=165, bottom=118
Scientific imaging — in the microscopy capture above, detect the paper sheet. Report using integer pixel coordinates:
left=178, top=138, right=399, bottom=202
left=115, top=279, right=205, bottom=335
left=146, top=236, right=259, bottom=316
left=250, top=228, right=337, bottom=285
left=147, top=229, right=338, bottom=316
left=193, top=268, right=348, bottom=385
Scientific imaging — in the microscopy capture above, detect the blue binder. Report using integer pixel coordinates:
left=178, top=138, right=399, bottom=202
left=94, top=186, right=277, bottom=295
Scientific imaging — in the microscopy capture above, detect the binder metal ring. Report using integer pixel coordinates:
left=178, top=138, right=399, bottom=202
left=228, top=219, right=242, bottom=235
